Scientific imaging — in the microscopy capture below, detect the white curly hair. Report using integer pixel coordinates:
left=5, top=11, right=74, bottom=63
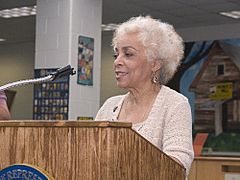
left=112, top=16, right=184, bottom=84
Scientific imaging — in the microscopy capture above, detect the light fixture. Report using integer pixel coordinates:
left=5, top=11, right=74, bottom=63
left=101, top=23, right=119, bottom=31
left=0, top=6, right=36, bottom=18
left=220, top=11, right=240, bottom=19
left=0, top=38, right=6, bottom=42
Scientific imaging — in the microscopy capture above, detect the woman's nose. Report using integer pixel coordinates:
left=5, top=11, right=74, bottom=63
left=114, top=55, right=123, bottom=66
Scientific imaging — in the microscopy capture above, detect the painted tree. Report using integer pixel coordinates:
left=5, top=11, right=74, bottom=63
left=167, top=40, right=216, bottom=91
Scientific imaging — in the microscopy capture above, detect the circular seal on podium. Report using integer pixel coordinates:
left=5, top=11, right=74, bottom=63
left=0, top=164, right=54, bottom=180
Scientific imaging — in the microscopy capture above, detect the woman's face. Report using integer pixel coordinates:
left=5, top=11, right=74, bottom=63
left=113, top=32, right=153, bottom=89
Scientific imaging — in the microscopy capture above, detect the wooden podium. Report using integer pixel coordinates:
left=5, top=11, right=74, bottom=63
left=0, top=121, right=185, bottom=179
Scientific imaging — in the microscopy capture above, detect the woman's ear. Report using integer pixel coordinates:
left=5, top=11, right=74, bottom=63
left=151, top=60, right=161, bottom=72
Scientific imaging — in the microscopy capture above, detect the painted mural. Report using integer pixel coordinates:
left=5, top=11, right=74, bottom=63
left=168, top=38, right=240, bottom=155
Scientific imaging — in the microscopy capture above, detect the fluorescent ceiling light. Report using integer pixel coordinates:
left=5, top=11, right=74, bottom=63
left=102, top=23, right=119, bottom=31
left=0, top=38, right=6, bottom=42
left=220, top=11, right=240, bottom=19
left=0, top=5, right=36, bottom=18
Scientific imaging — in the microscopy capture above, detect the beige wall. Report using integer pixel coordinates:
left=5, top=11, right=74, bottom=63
left=1, top=23, right=240, bottom=118
left=0, top=31, right=124, bottom=119
left=0, top=42, right=34, bottom=119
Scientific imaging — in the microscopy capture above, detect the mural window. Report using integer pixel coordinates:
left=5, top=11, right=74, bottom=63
left=217, top=64, right=224, bottom=75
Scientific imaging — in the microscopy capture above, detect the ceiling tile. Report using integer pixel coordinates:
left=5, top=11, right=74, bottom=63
left=1, top=0, right=240, bottom=44
left=166, top=7, right=206, bottom=17
left=195, top=2, right=240, bottom=12
left=129, top=0, right=186, bottom=10
left=175, top=0, right=227, bottom=5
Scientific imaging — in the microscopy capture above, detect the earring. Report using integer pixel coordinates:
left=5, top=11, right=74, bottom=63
left=152, top=72, right=158, bottom=84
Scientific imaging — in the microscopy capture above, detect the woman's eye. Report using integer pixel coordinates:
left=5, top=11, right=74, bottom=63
left=113, top=54, right=118, bottom=59
left=125, top=53, right=133, bottom=57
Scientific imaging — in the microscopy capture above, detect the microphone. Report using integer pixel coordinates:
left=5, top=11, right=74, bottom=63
left=50, top=65, right=76, bottom=81
left=0, top=65, right=76, bottom=91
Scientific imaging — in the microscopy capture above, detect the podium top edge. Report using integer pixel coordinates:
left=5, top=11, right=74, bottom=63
left=0, top=120, right=132, bottom=128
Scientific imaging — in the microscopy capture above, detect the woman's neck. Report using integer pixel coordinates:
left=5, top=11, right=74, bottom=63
left=118, top=83, right=161, bottom=123
left=127, top=83, right=161, bottom=105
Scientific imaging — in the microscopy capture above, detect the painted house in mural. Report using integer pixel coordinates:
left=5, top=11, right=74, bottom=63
left=189, top=41, right=240, bottom=134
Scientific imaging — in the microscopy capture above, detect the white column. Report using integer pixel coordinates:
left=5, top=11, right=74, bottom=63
left=214, top=102, right=223, bottom=135
left=35, top=0, right=102, bottom=119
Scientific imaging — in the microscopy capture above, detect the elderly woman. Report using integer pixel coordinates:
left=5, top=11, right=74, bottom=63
left=0, top=91, right=11, bottom=120
left=95, top=16, right=193, bottom=175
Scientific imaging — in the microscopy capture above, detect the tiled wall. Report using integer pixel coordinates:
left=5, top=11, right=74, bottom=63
left=35, top=0, right=102, bottom=119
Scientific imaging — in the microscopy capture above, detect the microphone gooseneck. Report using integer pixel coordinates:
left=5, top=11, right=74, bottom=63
left=0, top=65, right=76, bottom=91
